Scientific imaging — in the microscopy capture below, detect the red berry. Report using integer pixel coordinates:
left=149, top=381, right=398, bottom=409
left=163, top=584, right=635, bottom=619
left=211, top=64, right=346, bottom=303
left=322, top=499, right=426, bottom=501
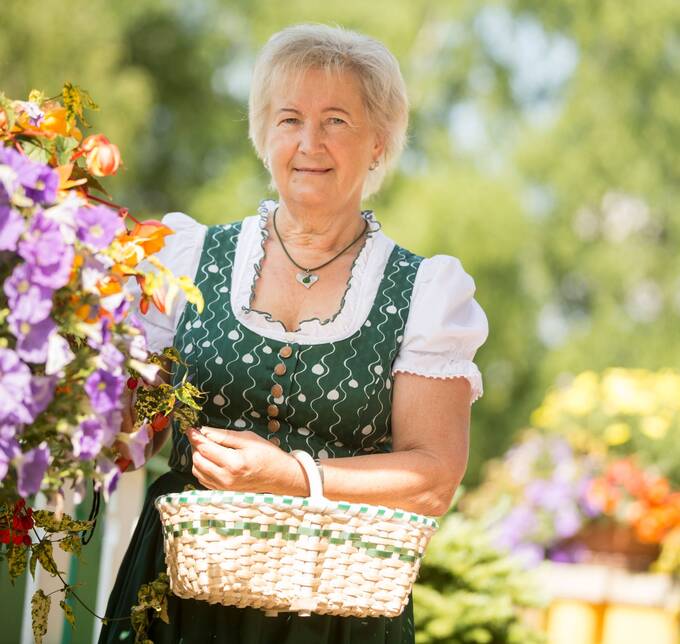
left=127, top=377, right=139, bottom=390
left=0, top=530, right=10, bottom=544
left=115, top=457, right=132, bottom=472
left=22, top=534, right=32, bottom=546
left=151, top=413, right=170, bottom=432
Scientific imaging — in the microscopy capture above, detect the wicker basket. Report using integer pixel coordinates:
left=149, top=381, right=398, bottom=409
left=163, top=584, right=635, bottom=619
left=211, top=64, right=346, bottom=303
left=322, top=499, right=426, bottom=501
left=155, top=450, right=438, bottom=617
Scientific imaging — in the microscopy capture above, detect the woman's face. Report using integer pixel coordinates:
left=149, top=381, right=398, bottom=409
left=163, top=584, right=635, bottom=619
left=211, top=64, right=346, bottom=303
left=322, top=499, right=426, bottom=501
left=265, top=67, right=383, bottom=211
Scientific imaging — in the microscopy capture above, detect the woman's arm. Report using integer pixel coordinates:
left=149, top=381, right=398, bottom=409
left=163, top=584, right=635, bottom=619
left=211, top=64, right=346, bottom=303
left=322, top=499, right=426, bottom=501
left=188, top=372, right=472, bottom=517
left=314, top=373, right=471, bottom=516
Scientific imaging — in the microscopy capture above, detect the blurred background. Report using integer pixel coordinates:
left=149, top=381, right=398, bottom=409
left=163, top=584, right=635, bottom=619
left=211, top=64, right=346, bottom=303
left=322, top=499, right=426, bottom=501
left=1, top=1, right=679, bottom=642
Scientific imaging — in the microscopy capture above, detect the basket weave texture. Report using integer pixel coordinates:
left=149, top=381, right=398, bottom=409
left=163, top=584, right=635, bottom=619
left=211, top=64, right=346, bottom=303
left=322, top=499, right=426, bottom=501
left=155, top=451, right=438, bottom=617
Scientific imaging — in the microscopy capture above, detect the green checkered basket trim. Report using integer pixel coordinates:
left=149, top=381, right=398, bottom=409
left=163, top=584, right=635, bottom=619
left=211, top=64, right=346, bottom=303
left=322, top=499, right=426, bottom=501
left=161, top=519, right=423, bottom=563
left=154, top=490, right=438, bottom=529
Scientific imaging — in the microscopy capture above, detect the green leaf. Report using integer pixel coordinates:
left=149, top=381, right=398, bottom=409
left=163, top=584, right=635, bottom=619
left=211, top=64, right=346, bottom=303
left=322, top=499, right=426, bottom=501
left=174, top=385, right=202, bottom=410
left=32, top=540, right=59, bottom=575
left=22, top=139, right=51, bottom=164
left=31, top=590, right=50, bottom=644
left=60, top=599, right=76, bottom=628
left=29, top=547, right=37, bottom=579
left=33, top=509, right=93, bottom=533
left=8, top=544, right=28, bottom=580
left=58, top=533, right=82, bottom=556
left=0, top=92, right=16, bottom=131
left=53, top=135, right=80, bottom=166
left=130, top=572, right=171, bottom=641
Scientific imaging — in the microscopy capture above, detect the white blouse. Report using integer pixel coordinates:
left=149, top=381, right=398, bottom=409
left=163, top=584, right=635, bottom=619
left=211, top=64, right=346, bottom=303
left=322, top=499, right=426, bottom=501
left=129, top=201, right=489, bottom=402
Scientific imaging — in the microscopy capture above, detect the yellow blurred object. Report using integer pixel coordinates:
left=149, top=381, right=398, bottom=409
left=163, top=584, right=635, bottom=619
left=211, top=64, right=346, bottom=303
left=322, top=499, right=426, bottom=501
left=546, top=600, right=600, bottom=644
left=539, top=563, right=680, bottom=644
left=601, top=606, right=678, bottom=644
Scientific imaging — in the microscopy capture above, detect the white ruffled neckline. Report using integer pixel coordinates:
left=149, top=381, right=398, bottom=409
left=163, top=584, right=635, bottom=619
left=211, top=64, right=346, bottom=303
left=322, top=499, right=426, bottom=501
left=231, top=199, right=390, bottom=344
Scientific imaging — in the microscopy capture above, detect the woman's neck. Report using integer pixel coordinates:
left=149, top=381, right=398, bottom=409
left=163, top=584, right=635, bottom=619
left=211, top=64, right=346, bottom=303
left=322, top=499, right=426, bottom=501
left=273, top=199, right=366, bottom=254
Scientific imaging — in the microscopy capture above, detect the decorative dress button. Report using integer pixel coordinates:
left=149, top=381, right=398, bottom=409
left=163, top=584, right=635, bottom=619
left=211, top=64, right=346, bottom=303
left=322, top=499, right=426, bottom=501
left=279, top=345, right=293, bottom=359
left=274, top=363, right=287, bottom=376
left=271, top=384, right=283, bottom=398
left=269, top=436, right=281, bottom=447
left=267, top=404, right=279, bottom=417
left=267, top=419, right=281, bottom=433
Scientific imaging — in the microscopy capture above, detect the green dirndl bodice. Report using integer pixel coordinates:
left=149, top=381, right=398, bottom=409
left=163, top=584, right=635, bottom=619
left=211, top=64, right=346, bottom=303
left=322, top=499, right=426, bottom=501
left=99, top=212, right=424, bottom=644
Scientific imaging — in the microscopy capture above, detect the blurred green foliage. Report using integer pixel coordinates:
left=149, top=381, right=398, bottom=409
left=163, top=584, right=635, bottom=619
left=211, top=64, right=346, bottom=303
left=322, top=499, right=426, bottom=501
left=2, top=0, right=679, bottom=485
left=414, top=512, right=546, bottom=643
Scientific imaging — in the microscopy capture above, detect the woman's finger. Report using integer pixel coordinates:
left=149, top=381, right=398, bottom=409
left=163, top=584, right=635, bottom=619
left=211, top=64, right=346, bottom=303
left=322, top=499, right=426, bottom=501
left=192, top=451, right=231, bottom=488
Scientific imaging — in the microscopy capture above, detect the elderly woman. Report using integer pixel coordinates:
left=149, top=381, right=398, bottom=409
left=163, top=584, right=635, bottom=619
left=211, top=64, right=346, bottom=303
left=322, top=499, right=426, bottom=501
left=100, top=23, right=488, bottom=644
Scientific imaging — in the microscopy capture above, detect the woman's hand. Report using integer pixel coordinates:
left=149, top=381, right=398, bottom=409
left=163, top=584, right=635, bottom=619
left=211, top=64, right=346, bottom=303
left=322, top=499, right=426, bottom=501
left=186, top=427, right=306, bottom=495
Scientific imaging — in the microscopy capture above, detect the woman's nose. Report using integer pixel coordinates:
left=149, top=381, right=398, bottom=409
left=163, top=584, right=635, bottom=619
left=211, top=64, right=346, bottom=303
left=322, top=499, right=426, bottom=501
left=298, top=122, right=324, bottom=153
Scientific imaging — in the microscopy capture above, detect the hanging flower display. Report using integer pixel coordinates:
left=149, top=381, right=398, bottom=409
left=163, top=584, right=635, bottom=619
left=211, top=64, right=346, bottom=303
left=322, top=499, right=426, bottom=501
left=0, top=85, right=205, bottom=642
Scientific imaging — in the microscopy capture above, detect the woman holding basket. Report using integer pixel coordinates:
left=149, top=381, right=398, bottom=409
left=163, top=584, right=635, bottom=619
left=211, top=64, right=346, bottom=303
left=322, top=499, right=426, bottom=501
left=100, top=22, right=488, bottom=644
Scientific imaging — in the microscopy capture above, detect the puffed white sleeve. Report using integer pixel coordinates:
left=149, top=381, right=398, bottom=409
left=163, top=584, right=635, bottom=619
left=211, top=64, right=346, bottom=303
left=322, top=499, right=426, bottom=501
left=392, top=255, right=489, bottom=403
left=125, top=212, right=207, bottom=353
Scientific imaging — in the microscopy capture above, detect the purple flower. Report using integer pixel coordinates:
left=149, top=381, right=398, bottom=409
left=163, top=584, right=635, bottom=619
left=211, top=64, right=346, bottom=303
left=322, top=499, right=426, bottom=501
left=511, top=542, right=545, bottom=568
left=18, top=210, right=74, bottom=289
left=17, top=442, right=50, bottom=497
left=127, top=424, right=152, bottom=469
left=8, top=314, right=57, bottom=364
left=4, top=263, right=54, bottom=323
left=111, top=295, right=130, bottom=323
left=95, top=456, right=120, bottom=501
left=18, top=101, right=44, bottom=127
left=75, top=205, right=124, bottom=250
left=45, top=332, right=75, bottom=376
left=84, top=369, right=124, bottom=414
left=0, top=205, right=24, bottom=251
left=0, top=348, right=34, bottom=425
left=526, top=478, right=572, bottom=512
left=26, top=375, right=56, bottom=419
left=98, top=343, right=124, bottom=374
left=98, top=409, right=123, bottom=447
left=0, top=147, right=58, bottom=205
left=0, top=427, right=20, bottom=481
left=73, top=418, right=104, bottom=460
left=554, top=505, right=582, bottom=539
left=24, top=164, right=58, bottom=205
left=495, top=505, right=538, bottom=550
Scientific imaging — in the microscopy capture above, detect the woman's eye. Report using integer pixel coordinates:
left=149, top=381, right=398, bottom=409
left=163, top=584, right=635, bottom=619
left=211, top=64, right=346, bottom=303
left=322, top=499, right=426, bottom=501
left=280, top=117, right=300, bottom=125
left=328, top=117, right=346, bottom=125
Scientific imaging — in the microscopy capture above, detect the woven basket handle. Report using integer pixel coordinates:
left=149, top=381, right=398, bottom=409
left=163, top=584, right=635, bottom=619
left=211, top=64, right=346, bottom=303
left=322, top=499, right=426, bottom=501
left=290, top=450, right=326, bottom=502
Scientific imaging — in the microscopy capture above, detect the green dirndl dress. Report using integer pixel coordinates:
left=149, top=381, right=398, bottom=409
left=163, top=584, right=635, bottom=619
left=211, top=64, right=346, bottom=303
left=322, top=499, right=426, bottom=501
left=98, top=210, right=424, bottom=644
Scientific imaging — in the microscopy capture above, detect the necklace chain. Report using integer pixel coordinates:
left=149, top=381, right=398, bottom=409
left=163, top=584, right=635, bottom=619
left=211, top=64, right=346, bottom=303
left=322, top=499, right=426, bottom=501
left=272, top=207, right=369, bottom=275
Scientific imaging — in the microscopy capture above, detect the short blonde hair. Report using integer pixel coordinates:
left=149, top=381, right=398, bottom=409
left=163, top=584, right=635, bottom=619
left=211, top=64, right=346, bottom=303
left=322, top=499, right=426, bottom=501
left=248, top=23, right=409, bottom=200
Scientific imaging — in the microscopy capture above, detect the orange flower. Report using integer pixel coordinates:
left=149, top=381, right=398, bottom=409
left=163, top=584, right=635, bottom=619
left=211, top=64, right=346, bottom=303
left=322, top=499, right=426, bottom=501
left=0, top=108, right=7, bottom=131
left=635, top=513, right=665, bottom=543
left=128, top=220, right=174, bottom=257
left=40, top=105, right=70, bottom=137
left=646, top=478, right=671, bottom=506
left=586, top=477, right=620, bottom=514
left=80, top=134, right=121, bottom=176
left=56, top=163, right=88, bottom=193
left=97, top=276, right=123, bottom=297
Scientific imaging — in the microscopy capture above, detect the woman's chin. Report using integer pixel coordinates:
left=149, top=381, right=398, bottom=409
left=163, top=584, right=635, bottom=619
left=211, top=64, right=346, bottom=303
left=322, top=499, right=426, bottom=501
left=286, top=186, right=336, bottom=206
